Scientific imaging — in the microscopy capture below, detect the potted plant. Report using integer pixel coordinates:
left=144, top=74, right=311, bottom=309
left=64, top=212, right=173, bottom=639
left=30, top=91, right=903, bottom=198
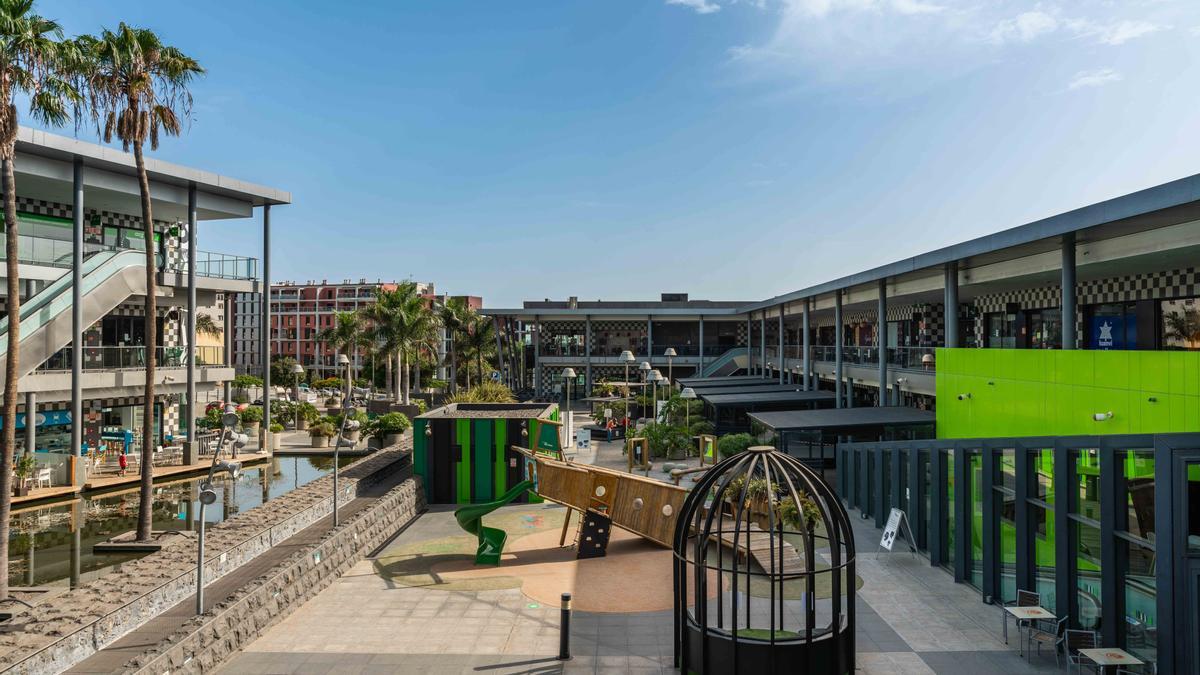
left=337, top=410, right=369, bottom=443
left=269, top=422, right=284, bottom=451
left=239, top=405, right=263, bottom=436
left=367, top=412, right=411, bottom=447
left=295, top=402, right=317, bottom=431
left=12, top=454, right=35, bottom=496
left=309, top=422, right=335, bottom=448
left=778, top=492, right=821, bottom=533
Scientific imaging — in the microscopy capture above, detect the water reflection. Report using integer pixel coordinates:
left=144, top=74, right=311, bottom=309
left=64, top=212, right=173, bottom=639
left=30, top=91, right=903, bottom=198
left=7, top=455, right=352, bottom=588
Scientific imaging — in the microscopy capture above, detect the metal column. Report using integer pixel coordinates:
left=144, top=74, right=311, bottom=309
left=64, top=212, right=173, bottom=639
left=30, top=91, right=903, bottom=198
left=261, top=205, right=271, bottom=449
left=533, top=316, right=541, bottom=395
left=223, top=294, right=233, bottom=403
left=802, top=299, right=810, bottom=391
left=759, top=315, right=766, bottom=377
left=835, top=291, right=843, bottom=408
left=71, top=157, right=83, bottom=462
left=1061, top=233, right=1076, bottom=350
left=777, top=307, right=784, bottom=384
left=746, top=316, right=752, bottom=373
left=186, top=183, right=197, bottom=444
left=584, top=316, right=592, bottom=394
left=24, top=392, right=34, bottom=453
left=646, top=317, right=652, bottom=361
left=944, top=262, right=959, bottom=348
left=698, top=317, right=705, bottom=375
left=878, top=279, right=887, bottom=407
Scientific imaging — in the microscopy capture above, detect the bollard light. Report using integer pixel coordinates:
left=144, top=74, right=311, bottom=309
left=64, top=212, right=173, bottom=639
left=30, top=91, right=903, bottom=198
left=558, top=592, right=572, bottom=660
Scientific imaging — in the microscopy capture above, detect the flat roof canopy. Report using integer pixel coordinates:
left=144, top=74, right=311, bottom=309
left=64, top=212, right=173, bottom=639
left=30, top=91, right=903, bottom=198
left=689, top=384, right=805, bottom=396
left=748, top=407, right=935, bottom=431
left=701, top=390, right=836, bottom=406
left=677, top=376, right=781, bottom=389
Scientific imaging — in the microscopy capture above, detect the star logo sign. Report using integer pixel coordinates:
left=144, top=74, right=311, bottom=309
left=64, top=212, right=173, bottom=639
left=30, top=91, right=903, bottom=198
left=1099, top=322, right=1113, bottom=341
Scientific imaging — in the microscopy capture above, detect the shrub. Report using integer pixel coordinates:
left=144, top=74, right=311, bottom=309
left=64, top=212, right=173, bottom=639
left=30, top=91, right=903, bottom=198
left=447, top=381, right=516, bottom=403
left=239, top=406, right=263, bottom=425
left=415, top=399, right=428, bottom=414
left=642, top=422, right=692, bottom=459
left=367, top=412, right=412, bottom=439
left=232, top=392, right=249, bottom=404
left=269, top=422, right=284, bottom=434
left=313, top=377, right=343, bottom=391
left=717, top=433, right=755, bottom=459
left=198, top=407, right=223, bottom=430
left=308, top=422, right=336, bottom=438
left=296, top=402, right=320, bottom=423
left=333, top=409, right=369, bottom=429
left=778, top=493, right=821, bottom=531
left=233, top=374, right=262, bottom=388
left=688, top=420, right=716, bottom=437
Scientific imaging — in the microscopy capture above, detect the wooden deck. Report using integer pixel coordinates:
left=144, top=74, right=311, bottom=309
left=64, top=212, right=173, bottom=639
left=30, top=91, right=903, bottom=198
left=83, top=452, right=272, bottom=491
left=708, top=516, right=806, bottom=575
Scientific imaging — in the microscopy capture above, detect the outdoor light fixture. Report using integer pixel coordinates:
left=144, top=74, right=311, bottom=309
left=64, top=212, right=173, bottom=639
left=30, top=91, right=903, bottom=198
left=664, top=347, right=677, bottom=386
left=561, top=368, right=577, bottom=446
left=620, top=350, right=635, bottom=363
left=648, top=369, right=664, bottom=422
left=196, top=409, right=245, bottom=615
left=1093, top=412, right=1114, bottom=422
left=330, top=389, right=357, bottom=528
left=424, top=424, right=432, bottom=437
left=291, top=363, right=305, bottom=404
left=680, top=386, right=696, bottom=430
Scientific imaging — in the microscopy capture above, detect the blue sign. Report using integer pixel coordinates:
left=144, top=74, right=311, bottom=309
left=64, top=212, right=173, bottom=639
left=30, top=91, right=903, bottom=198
left=0, top=409, right=72, bottom=430
left=1090, top=314, right=1136, bottom=350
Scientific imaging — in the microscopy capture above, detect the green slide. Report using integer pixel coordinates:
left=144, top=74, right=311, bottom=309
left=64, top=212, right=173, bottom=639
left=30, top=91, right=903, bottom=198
left=454, top=480, right=536, bottom=565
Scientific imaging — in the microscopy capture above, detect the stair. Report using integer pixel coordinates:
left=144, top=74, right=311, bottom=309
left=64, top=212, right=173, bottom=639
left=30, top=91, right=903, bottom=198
left=699, top=347, right=749, bottom=378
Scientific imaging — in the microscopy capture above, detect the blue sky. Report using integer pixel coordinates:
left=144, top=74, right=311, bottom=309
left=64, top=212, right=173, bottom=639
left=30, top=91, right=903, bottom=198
left=36, top=0, right=1200, bottom=307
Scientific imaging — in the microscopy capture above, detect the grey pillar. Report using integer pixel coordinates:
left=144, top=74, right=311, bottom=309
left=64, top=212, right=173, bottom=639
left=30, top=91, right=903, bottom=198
left=493, top=317, right=504, bottom=388
left=646, top=317, right=652, bottom=361
left=186, top=183, right=197, bottom=442
left=1061, top=233, right=1076, bottom=350
left=69, top=503, right=81, bottom=588
left=584, top=316, right=592, bottom=393
left=835, top=291, right=844, bottom=408
left=746, top=316, right=752, bottom=372
left=533, top=316, right=541, bottom=395
left=698, top=317, right=705, bottom=374
left=71, top=157, right=83, bottom=460
left=777, top=307, right=784, bottom=384
left=223, top=293, right=233, bottom=403
left=261, top=205, right=271, bottom=449
left=802, top=299, right=810, bottom=391
left=759, top=315, right=766, bottom=377
left=878, top=279, right=887, bottom=407
left=944, top=262, right=959, bottom=348
left=24, top=392, right=35, bottom=453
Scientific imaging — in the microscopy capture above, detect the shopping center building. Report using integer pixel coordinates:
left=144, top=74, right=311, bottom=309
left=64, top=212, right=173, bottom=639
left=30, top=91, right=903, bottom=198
left=0, top=128, right=286, bottom=482
left=483, top=172, right=1200, bottom=671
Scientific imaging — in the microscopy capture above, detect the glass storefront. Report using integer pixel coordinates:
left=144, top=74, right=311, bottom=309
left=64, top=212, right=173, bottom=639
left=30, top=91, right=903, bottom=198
left=1160, top=297, right=1200, bottom=350
left=945, top=449, right=955, bottom=569
left=969, top=450, right=983, bottom=590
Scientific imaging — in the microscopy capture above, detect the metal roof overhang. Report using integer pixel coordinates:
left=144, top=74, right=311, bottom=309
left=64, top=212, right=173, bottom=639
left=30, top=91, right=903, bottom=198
left=701, top=390, right=836, bottom=406
left=748, top=406, right=935, bottom=431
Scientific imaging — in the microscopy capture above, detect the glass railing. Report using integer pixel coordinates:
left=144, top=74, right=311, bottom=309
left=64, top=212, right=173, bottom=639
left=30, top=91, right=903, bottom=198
left=168, top=250, right=257, bottom=280
left=806, top=345, right=937, bottom=370
left=34, top=345, right=227, bottom=372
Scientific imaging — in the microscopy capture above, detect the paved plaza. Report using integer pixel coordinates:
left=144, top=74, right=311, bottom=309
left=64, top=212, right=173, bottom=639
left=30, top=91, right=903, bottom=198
left=219, top=414, right=1061, bottom=675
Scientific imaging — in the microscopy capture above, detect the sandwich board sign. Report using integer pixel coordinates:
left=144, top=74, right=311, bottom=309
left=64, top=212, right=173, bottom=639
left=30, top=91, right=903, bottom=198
left=879, top=508, right=917, bottom=556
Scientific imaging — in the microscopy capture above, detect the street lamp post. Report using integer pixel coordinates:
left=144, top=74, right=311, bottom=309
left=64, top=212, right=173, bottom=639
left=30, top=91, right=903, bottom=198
left=291, top=363, right=304, bottom=404
left=333, top=354, right=355, bottom=528
left=647, top=369, right=662, bottom=423
left=197, top=406, right=245, bottom=615
left=638, top=361, right=651, bottom=419
left=561, top=367, right=576, bottom=450
left=663, top=347, right=676, bottom=387
left=620, top=350, right=635, bottom=437
left=680, top=386, right=698, bottom=459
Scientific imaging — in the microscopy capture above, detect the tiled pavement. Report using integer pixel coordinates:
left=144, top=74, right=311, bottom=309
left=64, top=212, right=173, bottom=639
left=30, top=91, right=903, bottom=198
left=219, top=436, right=1063, bottom=674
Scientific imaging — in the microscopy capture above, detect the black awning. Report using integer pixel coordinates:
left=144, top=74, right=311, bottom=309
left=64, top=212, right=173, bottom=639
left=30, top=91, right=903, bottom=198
left=701, top=390, right=837, bottom=406
left=677, top=376, right=780, bottom=389
left=747, top=406, right=935, bottom=431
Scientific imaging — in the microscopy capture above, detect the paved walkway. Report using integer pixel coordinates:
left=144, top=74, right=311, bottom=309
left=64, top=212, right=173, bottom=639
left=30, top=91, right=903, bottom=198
left=65, top=466, right=409, bottom=674
left=220, top=481, right=1061, bottom=673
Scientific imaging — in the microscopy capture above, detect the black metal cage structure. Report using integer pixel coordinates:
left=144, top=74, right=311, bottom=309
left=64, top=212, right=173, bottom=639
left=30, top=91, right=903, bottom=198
left=673, top=445, right=856, bottom=674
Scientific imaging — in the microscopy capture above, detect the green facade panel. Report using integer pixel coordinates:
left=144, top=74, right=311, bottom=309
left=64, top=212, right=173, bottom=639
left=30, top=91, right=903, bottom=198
left=473, top=419, right=494, bottom=502
left=456, top=418, right=472, bottom=504
left=937, top=348, right=1200, bottom=438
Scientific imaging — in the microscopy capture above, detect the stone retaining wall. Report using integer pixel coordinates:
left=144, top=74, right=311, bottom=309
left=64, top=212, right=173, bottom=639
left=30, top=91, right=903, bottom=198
left=126, top=476, right=425, bottom=674
left=0, top=439, right=412, bottom=675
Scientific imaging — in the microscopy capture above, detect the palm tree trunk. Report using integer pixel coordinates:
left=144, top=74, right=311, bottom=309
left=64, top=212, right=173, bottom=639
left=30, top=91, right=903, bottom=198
left=401, top=351, right=410, bottom=405
left=449, top=338, right=457, bottom=394
left=477, top=353, right=483, bottom=387
left=0, top=155, right=21, bottom=600
left=385, top=353, right=393, bottom=399
left=134, top=143, right=157, bottom=542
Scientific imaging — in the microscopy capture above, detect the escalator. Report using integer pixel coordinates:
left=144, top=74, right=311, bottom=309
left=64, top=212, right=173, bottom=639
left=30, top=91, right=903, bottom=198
left=0, top=249, right=148, bottom=381
left=699, top=347, right=749, bottom=377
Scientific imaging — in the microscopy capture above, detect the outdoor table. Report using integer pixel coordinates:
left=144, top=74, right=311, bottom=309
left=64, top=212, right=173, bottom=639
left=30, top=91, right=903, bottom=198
left=1077, top=647, right=1144, bottom=673
left=1002, top=605, right=1055, bottom=655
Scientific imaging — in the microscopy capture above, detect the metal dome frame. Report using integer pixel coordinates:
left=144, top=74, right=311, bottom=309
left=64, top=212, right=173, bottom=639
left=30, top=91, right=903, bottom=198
left=672, top=445, right=856, bottom=674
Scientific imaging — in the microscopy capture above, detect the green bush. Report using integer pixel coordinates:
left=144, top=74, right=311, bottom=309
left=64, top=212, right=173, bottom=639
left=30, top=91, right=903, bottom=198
left=233, top=374, right=262, bottom=388
left=333, top=409, right=369, bottom=429
left=269, top=422, right=284, bottom=434
left=415, top=399, right=428, bottom=414
left=239, top=406, right=263, bottom=424
left=232, top=392, right=249, bottom=404
left=447, top=381, right=516, bottom=403
left=642, top=422, right=692, bottom=459
left=717, top=433, right=755, bottom=458
left=296, top=402, right=319, bottom=423
left=367, top=412, right=412, bottom=439
left=688, top=420, right=716, bottom=437
left=591, top=399, right=628, bottom=425
left=313, top=376, right=343, bottom=390
left=308, top=422, right=336, bottom=438
left=198, top=407, right=223, bottom=430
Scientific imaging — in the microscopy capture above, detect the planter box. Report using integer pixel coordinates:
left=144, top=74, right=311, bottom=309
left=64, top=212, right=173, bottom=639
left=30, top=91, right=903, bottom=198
left=310, top=436, right=330, bottom=448
left=390, top=404, right=421, bottom=420
left=296, top=418, right=309, bottom=431
left=383, top=432, right=404, bottom=447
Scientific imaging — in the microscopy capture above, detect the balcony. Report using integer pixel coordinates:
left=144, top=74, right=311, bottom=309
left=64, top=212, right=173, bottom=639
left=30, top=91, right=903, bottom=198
left=169, top=250, right=258, bottom=280
left=0, top=234, right=258, bottom=283
left=36, top=345, right=226, bottom=372
left=21, top=346, right=232, bottom=402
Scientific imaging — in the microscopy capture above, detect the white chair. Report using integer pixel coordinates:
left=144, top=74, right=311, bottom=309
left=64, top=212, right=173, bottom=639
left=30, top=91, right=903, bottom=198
left=34, top=467, right=52, bottom=488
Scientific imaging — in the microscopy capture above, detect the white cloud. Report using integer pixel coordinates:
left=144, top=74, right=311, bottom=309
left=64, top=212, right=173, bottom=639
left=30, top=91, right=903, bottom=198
left=1068, top=68, right=1121, bottom=90
left=1090, top=20, right=1164, bottom=45
left=892, top=0, right=944, bottom=15
left=989, top=10, right=1059, bottom=44
left=666, top=0, right=722, bottom=14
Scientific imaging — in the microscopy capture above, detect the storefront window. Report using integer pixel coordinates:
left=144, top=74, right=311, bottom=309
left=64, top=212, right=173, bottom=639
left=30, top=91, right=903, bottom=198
left=1036, top=448, right=1054, bottom=503
left=945, top=450, right=955, bottom=567
left=969, top=450, right=983, bottom=590
left=1123, top=450, right=1155, bottom=541
left=1074, top=521, right=1102, bottom=630
left=1089, top=302, right=1137, bottom=350
left=985, top=312, right=1016, bottom=349
left=1027, top=308, right=1062, bottom=349
left=1076, top=449, right=1100, bottom=521
left=1032, top=503, right=1056, bottom=613
left=1160, top=297, right=1200, bottom=350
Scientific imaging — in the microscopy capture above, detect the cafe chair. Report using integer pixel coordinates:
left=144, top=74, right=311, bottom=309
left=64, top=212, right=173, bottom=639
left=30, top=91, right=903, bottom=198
left=1026, top=615, right=1066, bottom=665
left=1063, top=629, right=1100, bottom=674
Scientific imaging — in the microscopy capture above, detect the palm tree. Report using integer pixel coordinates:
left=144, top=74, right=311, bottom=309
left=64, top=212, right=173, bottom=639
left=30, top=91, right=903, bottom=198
left=1164, top=308, right=1200, bottom=349
left=316, top=311, right=366, bottom=396
left=195, top=312, right=220, bottom=338
left=361, top=283, right=439, bottom=404
left=75, top=24, right=202, bottom=542
left=438, top=297, right=468, bottom=394
left=461, top=314, right=497, bottom=387
left=0, top=0, right=77, bottom=603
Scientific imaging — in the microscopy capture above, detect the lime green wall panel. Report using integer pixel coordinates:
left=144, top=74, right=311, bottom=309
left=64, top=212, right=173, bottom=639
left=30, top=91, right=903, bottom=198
left=456, top=418, right=471, bottom=504
left=936, top=348, right=1200, bottom=439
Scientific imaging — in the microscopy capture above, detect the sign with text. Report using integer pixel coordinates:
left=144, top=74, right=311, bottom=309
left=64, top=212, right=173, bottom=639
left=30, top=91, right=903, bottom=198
left=879, top=508, right=916, bottom=552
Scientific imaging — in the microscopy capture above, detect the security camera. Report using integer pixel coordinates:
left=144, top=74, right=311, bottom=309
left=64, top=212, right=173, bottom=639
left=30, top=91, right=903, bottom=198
left=957, top=393, right=971, bottom=401
left=1093, top=412, right=1113, bottom=422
